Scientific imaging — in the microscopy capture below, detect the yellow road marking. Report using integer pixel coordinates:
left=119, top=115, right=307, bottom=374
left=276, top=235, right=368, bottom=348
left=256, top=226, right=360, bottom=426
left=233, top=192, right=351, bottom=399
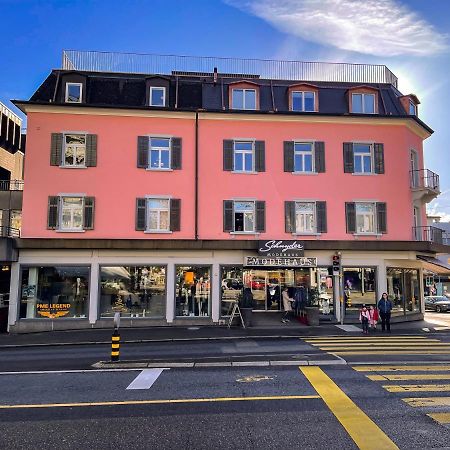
left=0, top=395, right=321, bottom=409
left=332, top=350, right=450, bottom=355
left=383, top=384, right=450, bottom=392
left=368, top=374, right=450, bottom=381
left=300, top=366, right=399, bottom=450
left=353, top=365, right=450, bottom=372
left=427, top=413, right=450, bottom=424
left=403, top=397, right=450, bottom=407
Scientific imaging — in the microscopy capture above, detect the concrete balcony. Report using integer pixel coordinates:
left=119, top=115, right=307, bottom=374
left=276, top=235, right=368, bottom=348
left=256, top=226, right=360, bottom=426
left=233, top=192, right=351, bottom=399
left=410, top=169, right=440, bottom=203
left=412, top=226, right=444, bottom=245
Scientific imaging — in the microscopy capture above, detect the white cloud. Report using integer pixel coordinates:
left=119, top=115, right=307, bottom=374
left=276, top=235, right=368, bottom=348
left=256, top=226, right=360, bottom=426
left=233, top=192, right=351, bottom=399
left=225, top=0, right=448, bottom=57
left=428, top=190, right=450, bottom=223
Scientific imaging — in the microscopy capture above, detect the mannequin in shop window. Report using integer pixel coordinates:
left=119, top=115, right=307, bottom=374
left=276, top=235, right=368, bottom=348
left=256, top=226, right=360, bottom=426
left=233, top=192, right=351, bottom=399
left=72, top=277, right=87, bottom=317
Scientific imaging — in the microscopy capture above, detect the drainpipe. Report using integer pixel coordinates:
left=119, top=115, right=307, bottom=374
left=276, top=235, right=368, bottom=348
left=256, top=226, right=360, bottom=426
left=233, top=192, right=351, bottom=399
left=195, top=111, right=199, bottom=240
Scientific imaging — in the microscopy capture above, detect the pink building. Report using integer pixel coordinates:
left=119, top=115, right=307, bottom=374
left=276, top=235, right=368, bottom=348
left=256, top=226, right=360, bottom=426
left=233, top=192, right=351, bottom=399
left=7, top=51, right=448, bottom=332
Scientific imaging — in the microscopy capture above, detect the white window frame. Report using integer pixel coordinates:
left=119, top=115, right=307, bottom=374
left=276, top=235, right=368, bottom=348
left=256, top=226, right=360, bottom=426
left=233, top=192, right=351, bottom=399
left=233, top=200, right=255, bottom=233
left=295, top=201, right=316, bottom=234
left=294, top=142, right=315, bottom=173
left=146, top=197, right=170, bottom=232
left=148, top=137, right=171, bottom=170
left=353, top=143, right=374, bottom=174
left=355, top=202, right=376, bottom=234
left=59, top=195, right=84, bottom=232
left=232, top=89, right=257, bottom=110
left=62, top=133, right=87, bottom=168
left=291, top=91, right=316, bottom=112
left=65, top=83, right=83, bottom=103
left=149, top=86, right=166, bottom=107
left=409, top=100, right=417, bottom=115
left=233, top=140, right=255, bottom=173
left=351, top=93, right=375, bottom=114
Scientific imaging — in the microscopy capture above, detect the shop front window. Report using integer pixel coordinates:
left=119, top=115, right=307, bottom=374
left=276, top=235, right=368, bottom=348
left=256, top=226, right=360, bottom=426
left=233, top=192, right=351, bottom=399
left=386, top=267, right=420, bottom=315
left=343, top=267, right=377, bottom=314
left=99, top=266, right=166, bottom=318
left=220, top=266, right=244, bottom=317
left=19, top=266, right=90, bottom=319
left=176, top=266, right=211, bottom=317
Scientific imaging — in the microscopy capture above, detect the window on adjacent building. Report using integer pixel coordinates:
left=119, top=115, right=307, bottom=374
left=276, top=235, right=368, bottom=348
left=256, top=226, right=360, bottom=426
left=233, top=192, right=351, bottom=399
left=409, top=100, right=417, bottom=115
left=291, top=91, right=315, bottom=112
left=60, top=197, right=84, bottom=231
left=351, top=93, right=375, bottom=113
left=234, top=141, right=254, bottom=172
left=63, top=134, right=86, bottom=167
left=149, top=87, right=166, bottom=107
left=10, top=210, right=22, bottom=232
left=294, top=142, right=314, bottom=173
left=149, top=138, right=171, bottom=170
left=147, top=198, right=170, bottom=232
left=353, top=143, right=373, bottom=174
left=355, top=202, right=376, bottom=234
left=65, top=83, right=83, bottom=103
left=232, top=89, right=256, bottom=110
left=234, top=201, right=255, bottom=232
left=295, top=202, right=315, bottom=233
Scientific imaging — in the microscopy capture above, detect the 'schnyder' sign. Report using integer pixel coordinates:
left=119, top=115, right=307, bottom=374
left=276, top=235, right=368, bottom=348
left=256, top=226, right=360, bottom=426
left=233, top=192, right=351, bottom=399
left=258, top=240, right=304, bottom=257
left=244, top=256, right=317, bottom=267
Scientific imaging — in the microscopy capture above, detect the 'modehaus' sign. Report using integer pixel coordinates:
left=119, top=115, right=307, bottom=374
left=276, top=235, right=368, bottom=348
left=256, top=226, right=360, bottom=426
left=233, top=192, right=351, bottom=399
left=258, top=240, right=304, bottom=257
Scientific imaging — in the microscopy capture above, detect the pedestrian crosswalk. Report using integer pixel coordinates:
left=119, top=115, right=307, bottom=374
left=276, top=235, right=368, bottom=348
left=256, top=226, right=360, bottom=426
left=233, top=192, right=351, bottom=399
left=304, top=335, right=450, bottom=356
left=354, top=364, right=450, bottom=427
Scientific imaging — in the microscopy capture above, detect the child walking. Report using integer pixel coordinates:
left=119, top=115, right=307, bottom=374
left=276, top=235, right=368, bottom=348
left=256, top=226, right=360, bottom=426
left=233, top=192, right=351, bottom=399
left=359, top=305, right=370, bottom=335
left=369, top=305, right=379, bottom=331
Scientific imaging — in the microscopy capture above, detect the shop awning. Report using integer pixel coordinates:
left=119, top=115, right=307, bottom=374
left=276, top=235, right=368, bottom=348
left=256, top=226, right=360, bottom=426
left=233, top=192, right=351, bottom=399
left=417, top=255, right=450, bottom=275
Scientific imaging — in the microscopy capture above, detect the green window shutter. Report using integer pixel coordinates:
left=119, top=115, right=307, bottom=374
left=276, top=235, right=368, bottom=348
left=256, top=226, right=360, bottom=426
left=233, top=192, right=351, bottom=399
left=171, top=137, right=182, bottom=170
left=170, top=198, right=181, bottom=231
left=343, top=143, right=354, bottom=173
left=374, top=143, right=385, bottom=174
left=255, top=140, right=265, bottom=172
left=314, top=142, right=325, bottom=173
left=50, top=133, right=63, bottom=166
left=135, top=198, right=146, bottom=231
left=283, top=141, right=294, bottom=172
left=255, top=201, right=266, bottom=232
left=377, top=202, right=387, bottom=233
left=223, top=140, right=234, bottom=171
left=285, top=201, right=296, bottom=233
left=345, top=202, right=356, bottom=233
left=83, top=197, right=95, bottom=229
left=85, top=134, right=97, bottom=167
left=47, top=196, right=59, bottom=229
left=223, top=200, right=233, bottom=232
left=316, top=201, right=327, bottom=233
left=137, top=136, right=149, bottom=168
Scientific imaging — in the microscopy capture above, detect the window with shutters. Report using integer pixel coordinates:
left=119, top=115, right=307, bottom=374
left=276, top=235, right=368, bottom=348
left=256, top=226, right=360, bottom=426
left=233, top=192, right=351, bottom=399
left=232, top=89, right=256, bottom=110
left=355, top=202, right=376, bottom=234
left=147, top=198, right=170, bottom=232
left=150, top=138, right=171, bottom=170
left=234, top=141, right=254, bottom=173
left=60, top=197, right=84, bottom=231
left=295, top=202, right=316, bottom=233
left=291, top=91, right=316, bottom=112
left=353, top=143, right=373, bottom=174
left=149, top=87, right=166, bottom=107
left=294, top=142, right=314, bottom=173
left=234, top=201, right=255, bottom=232
left=351, top=93, right=375, bottom=114
left=65, top=83, right=83, bottom=103
left=63, top=134, right=86, bottom=167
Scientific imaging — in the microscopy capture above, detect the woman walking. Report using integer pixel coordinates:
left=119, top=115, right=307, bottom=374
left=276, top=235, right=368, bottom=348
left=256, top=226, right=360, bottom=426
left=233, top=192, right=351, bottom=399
left=377, top=293, right=393, bottom=332
left=281, top=288, right=293, bottom=323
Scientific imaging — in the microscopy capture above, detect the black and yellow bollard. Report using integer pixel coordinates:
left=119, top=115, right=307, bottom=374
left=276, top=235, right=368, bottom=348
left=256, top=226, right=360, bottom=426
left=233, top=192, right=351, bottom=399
left=111, top=329, right=120, bottom=362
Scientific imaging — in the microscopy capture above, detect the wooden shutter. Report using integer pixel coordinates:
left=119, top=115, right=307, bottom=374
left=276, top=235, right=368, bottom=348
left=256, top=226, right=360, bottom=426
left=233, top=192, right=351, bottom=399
left=283, top=141, right=294, bottom=172
left=137, top=136, right=149, bottom=168
left=50, top=133, right=63, bottom=166
left=255, top=140, right=265, bottom=172
left=171, top=137, right=182, bottom=170
left=223, top=140, right=234, bottom=171
left=314, top=142, right=325, bottom=173
left=47, top=196, right=59, bottom=229
left=85, top=134, right=97, bottom=167
left=83, top=197, right=95, bottom=229
left=316, top=201, right=327, bottom=233
left=343, top=143, right=354, bottom=173
left=255, top=201, right=266, bottom=233
left=135, top=198, right=146, bottom=231
left=223, top=200, right=233, bottom=232
left=374, top=143, right=385, bottom=174
left=170, top=199, right=181, bottom=231
left=285, top=201, right=296, bottom=233
left=345, top=202, right=356, bottom=233
left=376, top=202, right=387, bottom=234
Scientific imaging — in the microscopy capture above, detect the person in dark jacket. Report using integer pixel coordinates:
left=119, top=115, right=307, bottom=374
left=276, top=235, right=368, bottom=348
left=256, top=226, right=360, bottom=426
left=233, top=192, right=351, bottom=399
left=377, top=292, right=393, bottom=332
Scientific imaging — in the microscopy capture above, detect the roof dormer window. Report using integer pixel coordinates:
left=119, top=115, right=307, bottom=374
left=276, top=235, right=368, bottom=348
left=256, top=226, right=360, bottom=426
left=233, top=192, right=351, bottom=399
left=351, top=93, right=375, bottom=114
left=65, top=83, right=83, bottom=103
left=232, top=88, right=256, bottom=110
left=149, top=87, right=166, bottom=107
left=409, top=100, right=417, bottom=115
left=292, top=91, right=316, bottom=112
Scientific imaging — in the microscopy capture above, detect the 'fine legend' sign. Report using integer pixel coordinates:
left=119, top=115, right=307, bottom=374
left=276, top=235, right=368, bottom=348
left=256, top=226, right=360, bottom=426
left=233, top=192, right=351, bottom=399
left=244, top=256, right=317, bottom=267
left=258, top=240, right=305, bottom=257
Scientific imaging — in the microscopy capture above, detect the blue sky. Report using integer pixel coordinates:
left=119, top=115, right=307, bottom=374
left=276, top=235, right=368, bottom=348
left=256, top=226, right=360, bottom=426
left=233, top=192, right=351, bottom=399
left=1, top=0, right=449, bottom=218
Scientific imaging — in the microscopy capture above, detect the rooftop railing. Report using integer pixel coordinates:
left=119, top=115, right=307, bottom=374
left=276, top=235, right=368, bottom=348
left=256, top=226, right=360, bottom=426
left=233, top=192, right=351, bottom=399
left=62, top=50, right=398, bottom=87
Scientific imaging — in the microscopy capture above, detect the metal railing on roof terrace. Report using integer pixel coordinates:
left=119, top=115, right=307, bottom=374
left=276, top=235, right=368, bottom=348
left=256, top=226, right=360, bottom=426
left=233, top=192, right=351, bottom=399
left=62, top=50, right=398, bottom=87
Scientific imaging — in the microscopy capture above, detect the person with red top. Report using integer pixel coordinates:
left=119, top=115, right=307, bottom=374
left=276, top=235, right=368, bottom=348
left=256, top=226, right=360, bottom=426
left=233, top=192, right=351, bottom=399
left=369, top=305, right=379, bottom=331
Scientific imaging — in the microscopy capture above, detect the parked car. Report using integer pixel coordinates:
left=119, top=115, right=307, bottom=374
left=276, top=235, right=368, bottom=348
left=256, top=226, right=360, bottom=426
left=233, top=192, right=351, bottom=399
left=424, top=296, right=450, bottom=313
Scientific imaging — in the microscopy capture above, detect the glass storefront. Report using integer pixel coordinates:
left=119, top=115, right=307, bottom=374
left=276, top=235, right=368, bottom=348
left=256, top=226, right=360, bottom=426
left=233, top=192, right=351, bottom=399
left=386, top=268, right=420, bottom=315
left=342, top=267, right=377, bottom=315
left=99, top=266, right=166, bottom=318
left=176, top=266, right=211, bottom=317
left=19, top=266, right=90, bottom=319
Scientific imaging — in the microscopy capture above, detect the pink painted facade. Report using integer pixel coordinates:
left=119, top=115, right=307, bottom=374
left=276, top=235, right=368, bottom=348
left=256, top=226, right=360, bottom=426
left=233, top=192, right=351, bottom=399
left=21, top=110, right=426, bottom=240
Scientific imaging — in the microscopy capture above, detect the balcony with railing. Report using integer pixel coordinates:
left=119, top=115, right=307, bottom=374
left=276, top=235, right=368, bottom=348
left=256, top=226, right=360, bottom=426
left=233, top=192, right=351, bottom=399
left=0, top=180, right=23, bottom=191
left=413, top=226, right=444, bottom=244
left=410, top=169, right=440, bottom=203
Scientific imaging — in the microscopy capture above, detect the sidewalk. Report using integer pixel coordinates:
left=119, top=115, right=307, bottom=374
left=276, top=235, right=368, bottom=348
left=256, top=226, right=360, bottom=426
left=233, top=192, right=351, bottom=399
left=0, top=318, right=446, bottom=348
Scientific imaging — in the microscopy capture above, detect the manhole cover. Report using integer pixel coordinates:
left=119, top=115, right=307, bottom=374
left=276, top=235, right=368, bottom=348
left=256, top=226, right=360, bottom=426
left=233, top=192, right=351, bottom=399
left=236, top=375, right=276, bottom=383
